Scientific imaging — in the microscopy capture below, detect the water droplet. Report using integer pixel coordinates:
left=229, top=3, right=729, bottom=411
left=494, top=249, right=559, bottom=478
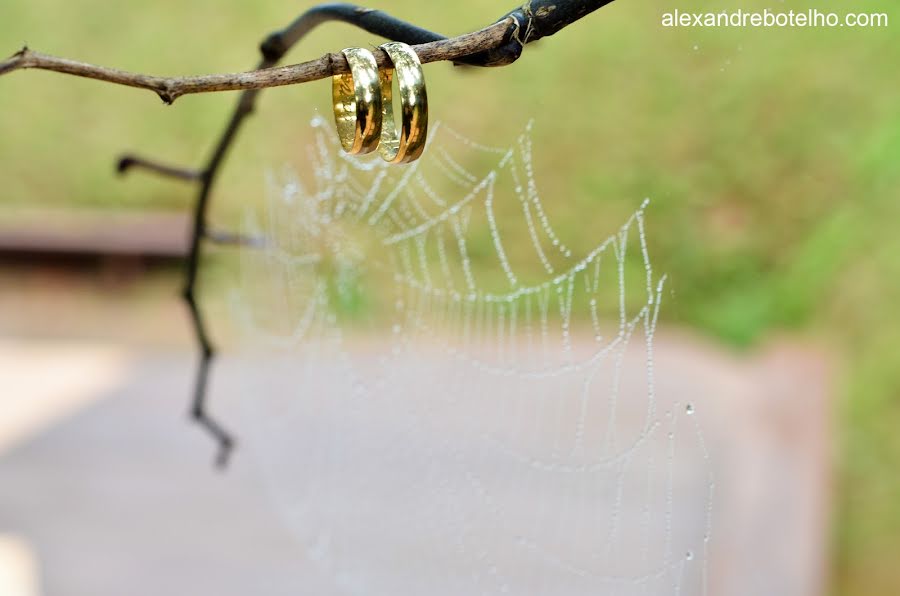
left=686, top=403, right=695, bottom=415
left=686, top=550, right=694, bottom=561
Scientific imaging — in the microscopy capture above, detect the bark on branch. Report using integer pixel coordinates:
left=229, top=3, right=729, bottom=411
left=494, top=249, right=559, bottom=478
left=1, top=21, right=510, bottom=104
left=0, top=1, right=614, bottom=104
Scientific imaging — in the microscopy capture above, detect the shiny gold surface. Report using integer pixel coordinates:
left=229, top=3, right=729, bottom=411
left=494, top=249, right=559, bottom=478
left=378, top=42, right=428, bottom=164
left=332, top=48, right=382, bottom=155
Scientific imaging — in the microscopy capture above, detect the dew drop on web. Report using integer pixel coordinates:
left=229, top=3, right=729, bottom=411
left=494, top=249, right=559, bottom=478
left=230, top=117, right=715, bottom=595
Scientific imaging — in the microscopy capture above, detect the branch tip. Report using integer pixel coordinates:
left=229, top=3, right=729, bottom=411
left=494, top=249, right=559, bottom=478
left=116, top=156, right=134, bottom=174
left=215, top=438, right=235, bottom=469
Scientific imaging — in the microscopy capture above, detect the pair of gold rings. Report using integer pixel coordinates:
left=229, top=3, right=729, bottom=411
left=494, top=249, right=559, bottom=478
left=332, top=42, right=427, bottom=164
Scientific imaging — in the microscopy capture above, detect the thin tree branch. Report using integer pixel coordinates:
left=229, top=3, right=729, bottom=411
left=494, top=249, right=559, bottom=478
left=117, top=155, right=202, bottom=181
left=3, top=0, right=617, bottom=466
left=0, top=22, right=509, bottom=104
left=0, top=1, right=615, bottom=104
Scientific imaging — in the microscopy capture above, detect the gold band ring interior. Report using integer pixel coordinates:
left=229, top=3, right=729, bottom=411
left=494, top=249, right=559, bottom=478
left=378, top=42, right=428, bottom=164
left=332, top=48, right=382, bottom=155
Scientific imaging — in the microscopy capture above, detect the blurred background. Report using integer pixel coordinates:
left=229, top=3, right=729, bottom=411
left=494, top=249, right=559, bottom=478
left=1, top=0, right=898, bottom=594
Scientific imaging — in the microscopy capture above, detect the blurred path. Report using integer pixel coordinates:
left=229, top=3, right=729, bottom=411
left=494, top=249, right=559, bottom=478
left=0, top=342, right=133, bottom=455
left=0, top=334, right=831, bottom=595
left=0, top=344, right=317, bottom=596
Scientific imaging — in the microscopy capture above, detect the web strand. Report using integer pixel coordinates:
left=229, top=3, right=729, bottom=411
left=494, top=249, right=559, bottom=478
left=231, top=117, right=714, bottom=595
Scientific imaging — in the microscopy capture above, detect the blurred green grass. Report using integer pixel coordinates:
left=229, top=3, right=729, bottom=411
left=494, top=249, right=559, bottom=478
left=2, top=0, right=899, bottom=592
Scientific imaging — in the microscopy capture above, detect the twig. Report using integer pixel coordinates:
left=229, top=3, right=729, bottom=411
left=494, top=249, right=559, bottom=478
left=117, top=155, right=202, bottom=181
left=1, top=22, right=510, bottom=104
left=0, top=1, right=615, bottom=104
left=1, top=0, right=617, bottom=466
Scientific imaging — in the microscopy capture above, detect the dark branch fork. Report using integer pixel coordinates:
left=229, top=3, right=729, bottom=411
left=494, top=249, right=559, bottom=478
left=1, top=0, right=616, bottom=466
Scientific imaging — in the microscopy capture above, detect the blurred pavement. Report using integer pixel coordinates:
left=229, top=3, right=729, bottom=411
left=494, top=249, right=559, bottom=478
left=0, top=333, right=831, bottom=596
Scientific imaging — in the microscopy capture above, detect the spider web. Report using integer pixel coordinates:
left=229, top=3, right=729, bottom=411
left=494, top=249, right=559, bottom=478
left=229, top=116, right=714, bottom=595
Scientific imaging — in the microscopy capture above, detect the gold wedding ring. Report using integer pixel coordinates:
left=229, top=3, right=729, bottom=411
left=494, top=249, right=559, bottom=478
left=378, top=42, right=428, bottom=164
left=332, top=47, right=382, bottom=154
